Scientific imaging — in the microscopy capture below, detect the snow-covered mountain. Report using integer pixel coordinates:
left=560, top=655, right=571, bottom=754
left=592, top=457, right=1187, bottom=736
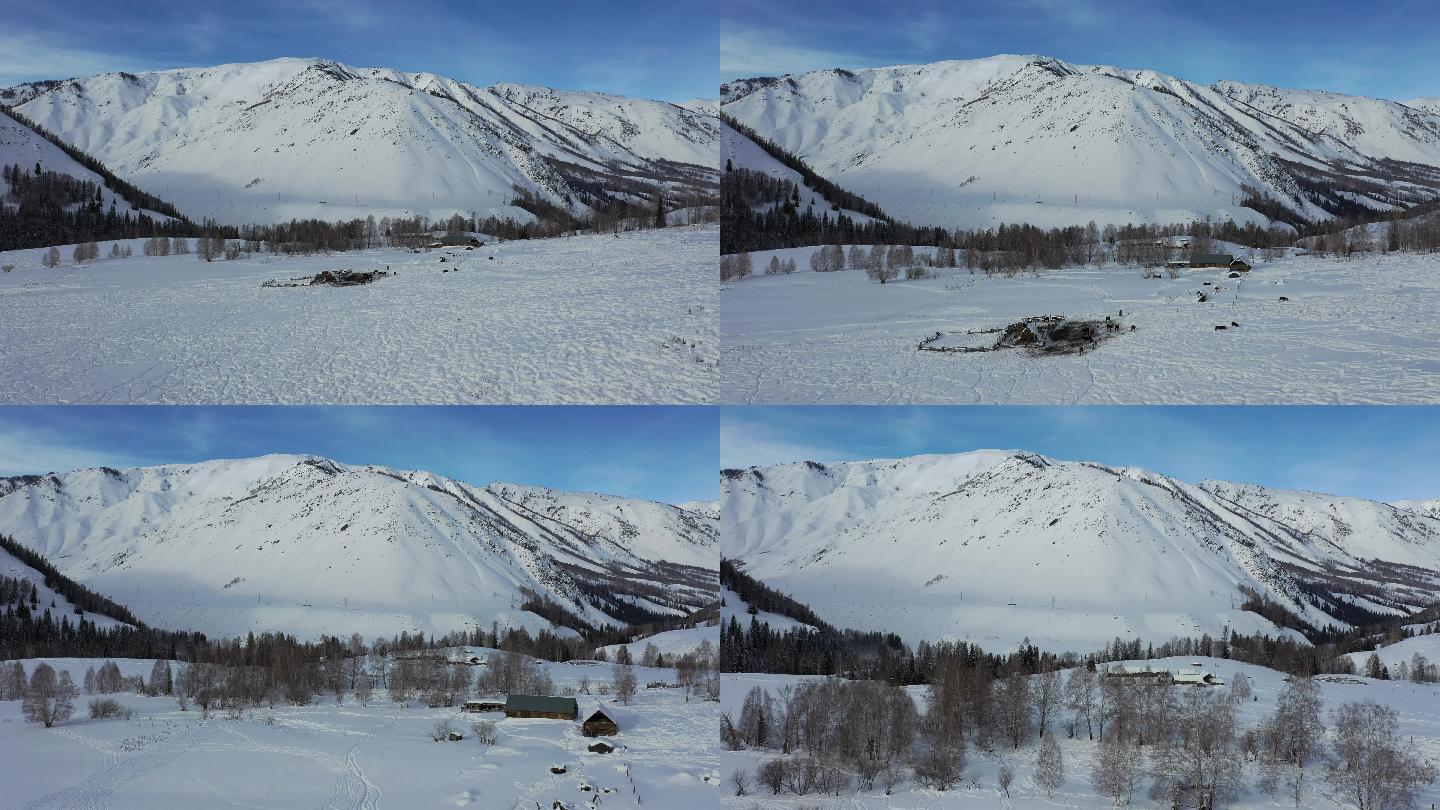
left=1396, top=498, right=1440, bottom=520
left=721, top=119, right=879, bottom=223
left=2, top=57, right=718, bottom=226
left=722, top=451, right=1440, bottom=653
left=0, top=455, right=717, bottom=640
left=0, top=109, right=173, bottom=219
left=1406, top=98, right=1440, bottom=116
left=722, top=55, right=1440, bottom=230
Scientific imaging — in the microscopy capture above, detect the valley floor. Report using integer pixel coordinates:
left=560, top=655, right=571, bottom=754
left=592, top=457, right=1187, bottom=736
left=0, top=656, right=719, bottom=809
left=720, top=660, right=1440, bottom=809
left=721, top=248, right=1440, bottom=403
left=0, top=225, right=717, bottom=404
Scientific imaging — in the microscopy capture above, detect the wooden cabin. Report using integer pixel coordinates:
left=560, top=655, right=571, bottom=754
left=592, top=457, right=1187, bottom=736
left=1189, top=252, right=1235, bottom=268
left=503, top=694, right=578, bottom=721
left=1229, top=258, right=1252, bottom=272
left=581, top=709, right=619, bottom=737
left=463, top=699, right=505, bottom=713
left=587, top=741, right=615, bottom=754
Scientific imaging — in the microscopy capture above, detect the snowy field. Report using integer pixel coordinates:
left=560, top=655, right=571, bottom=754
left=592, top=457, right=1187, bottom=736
left=721, top=247, right=1440, bottom=403
left=0, top=225, right=717, bottom=404
left=0, top=654, right=719, bottom=809
left=721, top=657, right=1440, bottom=809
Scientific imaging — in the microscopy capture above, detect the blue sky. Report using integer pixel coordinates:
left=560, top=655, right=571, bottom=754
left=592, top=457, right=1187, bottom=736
left=722, top=0, right=1440, bottom=101
left=0, top=407, right=718, bottom=505
left=722, top=407, right=1440, bottom=503
left=0, top=0, right=715, bottom=102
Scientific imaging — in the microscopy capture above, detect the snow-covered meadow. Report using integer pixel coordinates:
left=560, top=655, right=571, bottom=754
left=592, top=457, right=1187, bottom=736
left=0, top=224, right=717, bottom=404
left=1, top=653, right=719, bottom=809
left=721, top=657, right=1440, bottom=809
left=721, top=246, right=1440, bottom=403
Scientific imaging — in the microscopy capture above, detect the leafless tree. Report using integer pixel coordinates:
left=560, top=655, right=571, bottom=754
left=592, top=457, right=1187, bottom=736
left=998, top=762, right=1015, bottom=796
left=1093, top=731, right=1143, bottom=804
left=1326, top=700, right=1438, bottom=809
left=914, top=741, right=964, bottom=791
left=471, top=719, right=497, bottom=745
left=729, top=767, right=751, bottom=796
left=613, top=661, right=637, bottom=705
left=1035, top=732, right=1065, bottom=797
left=23, top=664, right=77, bottom=727
left=1, top=661, right=25, bottom=700
left=1066, top=666, right=1098, bottom=739
left=1257, top=676, right=1325, bottom=805
left=756, top=757, right=788, bottom=794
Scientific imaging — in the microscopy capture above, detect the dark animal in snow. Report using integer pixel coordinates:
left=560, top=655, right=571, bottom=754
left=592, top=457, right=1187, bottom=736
left=1279, top=296, right=1289, bottom=301
left=1215, top=325, right=1227, bottom=330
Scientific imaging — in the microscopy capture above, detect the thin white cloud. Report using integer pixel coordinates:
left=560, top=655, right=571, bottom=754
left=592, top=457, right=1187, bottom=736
left=0, top=32, right=153, bottom=84
left=720, top=420, right=847, bottom=469
left=0, top=431, right=148, bottom=477
left=720, top=27, right=875, bottom=82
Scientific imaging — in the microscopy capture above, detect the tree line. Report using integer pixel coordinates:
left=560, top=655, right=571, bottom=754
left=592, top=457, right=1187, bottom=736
left=726, top=664, right=1436, bottom=807
left=0, top=162, right=197, bottom=251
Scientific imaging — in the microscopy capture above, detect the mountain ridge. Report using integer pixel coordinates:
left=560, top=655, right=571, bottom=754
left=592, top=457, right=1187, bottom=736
left=721, top=54, right=1440, bottom=231
left=0, top=453, right=718, bottom=641
left=3, top=56, right=719, bottom=226
left=722, top=450, right=1440, bottom=653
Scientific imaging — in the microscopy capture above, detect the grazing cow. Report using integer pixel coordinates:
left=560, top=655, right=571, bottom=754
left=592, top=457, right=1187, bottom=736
left=1231, top=321, right=1239, bottom=327
left=1119, top=309, right=1124, bottom=317
left=1130, top=324, right=1136, bottom=331
left=1279, top=296, right=1289, bottom=301
left=1215, top=325, right=1227, bottom=330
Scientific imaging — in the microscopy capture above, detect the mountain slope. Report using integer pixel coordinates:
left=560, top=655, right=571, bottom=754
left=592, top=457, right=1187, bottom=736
left=4, top=57, right=719, bottom=226
left=1396, top=498, right=1440, bottom=521
left=722, top=55, right=1440, bottom=230
left=722, top=451, right=1440, bottom=653
left=0, top=108, right=178, bottom=220
left=0, top=455, right=718, bottom=640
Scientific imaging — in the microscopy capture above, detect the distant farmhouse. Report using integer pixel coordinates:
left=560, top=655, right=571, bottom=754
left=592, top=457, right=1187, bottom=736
left=1189, top=252, right=1252, bottom=272
left=1109, top=664, right=1223, bottom=687
left=504, top=694, right=578, bottom=720
left=463, top=699, right=505, bottom=713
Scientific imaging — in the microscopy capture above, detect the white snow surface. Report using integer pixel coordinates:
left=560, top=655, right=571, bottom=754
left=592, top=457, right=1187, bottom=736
left=596, top=624, right=719, bottom=662
left=722, top=657, right=1440, bottom=808
left=722, top=451, right=1440, bottom=652
left=1345, top=632, right=1440, bottom=673
left=722, top=55, right=1440, bottom=229
left=0, top=654, right=718, bottom=810
left=3, top=57, right=719, bottom=226
left=721, top=245, right=1440, bottom=403
left=0, top=225, right=718, bottom=404
left=0, top=455, right=718, bottom=641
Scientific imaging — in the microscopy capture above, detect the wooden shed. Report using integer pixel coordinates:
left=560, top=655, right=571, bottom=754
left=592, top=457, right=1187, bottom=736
left=1229, top=258, right=1252, bottom=272
left=582, top=709, right=619, bottom=737
left=463, top=699, right=505, bottom=713
left=587, top=741, right=616, bottom=754
left=503, top=694, right=578, bottom=721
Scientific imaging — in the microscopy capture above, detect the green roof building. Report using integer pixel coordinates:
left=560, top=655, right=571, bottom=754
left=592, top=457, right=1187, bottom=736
left=1189, top=253, right=1235, bottom=267
left=504, top=694, right=579, bottom=720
